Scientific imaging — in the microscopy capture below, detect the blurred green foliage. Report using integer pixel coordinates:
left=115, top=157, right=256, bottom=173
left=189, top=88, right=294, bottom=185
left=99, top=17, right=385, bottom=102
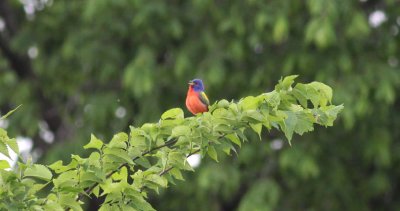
left=0, top=0, right=399, bottom=210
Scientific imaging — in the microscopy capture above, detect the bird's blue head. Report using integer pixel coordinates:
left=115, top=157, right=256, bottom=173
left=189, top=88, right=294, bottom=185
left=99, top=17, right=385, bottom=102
left=188, top=79, right=205, bottom=92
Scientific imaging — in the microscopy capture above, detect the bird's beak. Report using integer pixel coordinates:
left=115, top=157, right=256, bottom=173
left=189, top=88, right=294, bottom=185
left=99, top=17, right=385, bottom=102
left=188, top=81, right=194, bottom=85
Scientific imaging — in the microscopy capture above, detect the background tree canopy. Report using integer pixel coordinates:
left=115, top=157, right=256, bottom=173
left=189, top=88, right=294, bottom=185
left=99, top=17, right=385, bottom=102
left=0, top=0, right=399, bottom=210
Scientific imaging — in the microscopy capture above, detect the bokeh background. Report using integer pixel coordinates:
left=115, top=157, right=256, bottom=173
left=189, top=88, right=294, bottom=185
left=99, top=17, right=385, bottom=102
left=1, top=0, right=400, bottom=210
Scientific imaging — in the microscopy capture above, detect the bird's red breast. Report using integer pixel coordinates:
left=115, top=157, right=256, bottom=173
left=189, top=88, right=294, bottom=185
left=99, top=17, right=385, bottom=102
left=186, top=86, right=208, bottom=115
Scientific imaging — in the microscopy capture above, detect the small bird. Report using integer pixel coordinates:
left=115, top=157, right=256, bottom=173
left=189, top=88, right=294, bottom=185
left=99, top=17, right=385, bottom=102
left=186, top=79, right=210, bottom=115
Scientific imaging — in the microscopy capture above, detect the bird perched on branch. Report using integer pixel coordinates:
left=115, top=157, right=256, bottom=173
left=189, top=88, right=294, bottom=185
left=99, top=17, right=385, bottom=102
left=186, top=79, right=210, bottom=115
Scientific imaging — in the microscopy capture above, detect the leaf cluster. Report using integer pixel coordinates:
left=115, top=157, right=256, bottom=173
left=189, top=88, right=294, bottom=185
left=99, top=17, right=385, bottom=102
left=0, top=76, right=342, bottom=210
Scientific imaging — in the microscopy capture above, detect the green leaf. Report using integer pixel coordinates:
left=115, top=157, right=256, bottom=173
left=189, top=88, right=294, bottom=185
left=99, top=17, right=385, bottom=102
left=317, top=104, right=344, bottom=126
left=0, top=104, right=22, bottom=120
left=276, top=75, right=298, bottom=91
left=80, top=171, right=103, bottom=186
left=226, top=134, right=241, bottom=147
left=0, top=141, right=10, bottom=158
left=219, top=141, right=234, bottom=155
left=213, top=108, right=235, bottom=120
left=207, top=146, right=218, bottom=162
left=213, top=124, right=233, bottom=136
left=59, top=193, right=83, bottom=211
left=135, top=157, right=152, bottom=168
left=92, top=185, right=100, bottom=198
left=104, top=148, right=133, bottom=165
left=84, top=134, right=104, bottom=150
left=128, top=192, right=156, bottom=211
left=100, top=180, right=127, bottom=196
left=169, top=168, right=184, bottom=180
left=28, top=182, right=50, bottom=195
left=0, top=160, right=10, bottom=169
left=217, top=99, right=230, bottom=108
left=309, top=82, right=333, bottom=105
left=48, top=160, right=78, bottom=173
left=53, top=170, right=78, bottom=188
left=88, top=151, right=101, bottom=168
left=239, top=96, right=260, bottom=110
left=282, top=111, right=314, bottom=144
left=112, top=166, right=128, bottom=182
left=242, top=110, right=265, bottom=123
left=168, top=151, right=194, bottom=171
left=264, top=91, right=281, bottom=109
left=146, top=174, right=168, bottom=188
left=24, top=164, right=53, bottom=182
left=71, top=154, right=85, bottom=164
left=142, top=123, right=159, bottom=140
left=236, top=128, right=249, bottom=142
left=292, top=84, right=308, bottom=108
left=161, top=108, right=184, bottom=120
left=120, top=205, right=138, bottom=211
left=250, top=123, right=263, bottom=140
left=171, top=125, right=190, bottom=137
left=6, top=138, right=19, bottom=154
left=109, top=132, right=128, bottom=149
left=293, top=82, right=333, bottom=108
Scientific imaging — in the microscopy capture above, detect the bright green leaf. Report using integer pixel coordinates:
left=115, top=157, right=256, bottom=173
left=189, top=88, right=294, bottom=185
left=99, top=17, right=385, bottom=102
left=109, top=132, right=128, bottom=149
left=264, top=91, right=281, bottom=109
left=171, top=125, right=190, bottom=137
left=59, top=193, right=83, bottom=211
left=250, top=123, right=263, bottom=140
left=92, top=185, right=100, bottom=198
left=0, top=160, right=10, bottom=169
left=146, top=174, right=168, bottom=188
left=161, top=108, right=184, bottom=120
left=83, top=134, right=104, bottom=150
left=48, top=160, right=78, bottom=174
left=169, top=168, right=184, bottom=180
left=226, top=134, right=241, bottom=147
left=104, top=148, right=133, bottom=165
left=0, top=141, right=10, bottom=158
left=6, top=138, right=19, bottom=154
left=24, top=164, right=53, bottom=182
left=276, top=75, right=298, bottom=91
left=239, top=96, right=259, bottom=110
left=207, top=146, right=218, bottom=162
left=282, top=111, right=314, bottom=144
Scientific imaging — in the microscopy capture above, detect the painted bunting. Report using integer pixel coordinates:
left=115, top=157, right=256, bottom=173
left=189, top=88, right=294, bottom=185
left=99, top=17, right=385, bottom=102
left=186, top=79, right=210, bottom=115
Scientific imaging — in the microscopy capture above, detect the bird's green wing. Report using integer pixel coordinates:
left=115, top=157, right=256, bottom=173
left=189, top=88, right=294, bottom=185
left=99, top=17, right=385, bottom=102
left=199, top=91, right=210, bottom=106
